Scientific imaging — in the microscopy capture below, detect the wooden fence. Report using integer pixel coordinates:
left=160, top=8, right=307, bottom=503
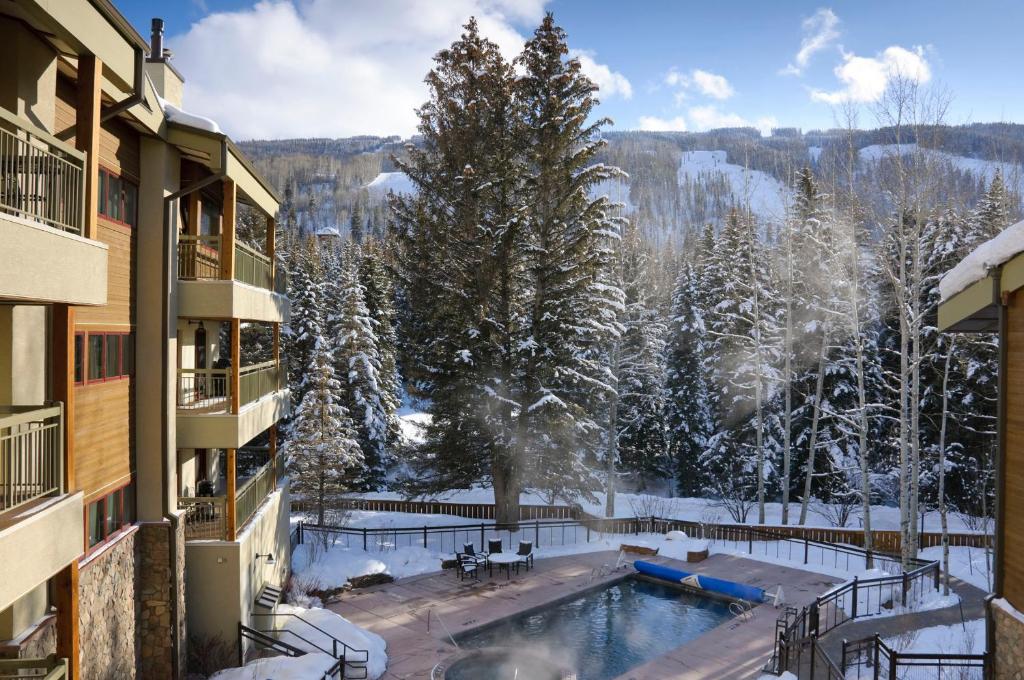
left=291, top=496, right=993, bottom=552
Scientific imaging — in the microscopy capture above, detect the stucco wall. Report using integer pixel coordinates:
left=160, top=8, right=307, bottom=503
left=79, top=528, right=139, bottom=680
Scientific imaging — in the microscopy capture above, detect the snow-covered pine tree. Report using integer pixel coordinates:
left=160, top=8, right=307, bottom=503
left=974, top=170, right=1011, bottom=239
left=284, top=237, right=326, bottom=412
left=358, top=242, right=402, bottom=448
left=515, top=13, right=625, bottom=512
left=390, top=19, right=527, bottom=521
left=665, top=225, right=716, bottom=497
left=614, top=223, right=669, bottom=488
left=286, top=335, right=362, bottom=525
left=350, top=196, right=365, bottom=244
left=330, top=243, right=391, bottom=489
left=703, top=208, right=782, bottom=523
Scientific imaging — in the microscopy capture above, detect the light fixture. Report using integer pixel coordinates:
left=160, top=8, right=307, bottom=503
left=256, top=552, right=275, bottom=565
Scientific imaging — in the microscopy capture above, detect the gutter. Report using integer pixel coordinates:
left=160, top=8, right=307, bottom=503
left=161, top=139, right=229, bottom=679
left=994, top=265, right=1007, bottom=599
left=101, top=45, right=145, bottom=123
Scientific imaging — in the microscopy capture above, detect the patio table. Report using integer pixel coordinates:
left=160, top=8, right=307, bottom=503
left=487, top=552, right=520, bottom=579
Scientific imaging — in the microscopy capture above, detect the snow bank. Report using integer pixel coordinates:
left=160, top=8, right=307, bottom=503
left=365, top=171, right=416, bottom=197
left=278, top=604, right=387, bottom=679
left=209, top=652, right=338, bottom=680
left=677, top=150, right=790, bottom=221
left=919, top=545, right=993, bottom=592
left=939, top=219, right=1024, bottom=301
left=882, top=617, right=985, bottom=655
left=293, top=543, right=444, bottom=587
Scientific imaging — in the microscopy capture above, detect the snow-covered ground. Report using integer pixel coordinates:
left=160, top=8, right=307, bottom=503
left=589, top=176, right=634, bottom=213
left=677, top=150, right=791, bottom=222
left=844, top=618, right=985, bottom=679
left=365, top=171, right=416, bottom=198
left=342, top=485, right=987, bottom=534
left=920, top=545, right=994, bottom=592
left=210, top=605, right=388, bottom=679
left=859, top=144, right=1023, bottom=194
left=396, top=406, right=431, bottom=446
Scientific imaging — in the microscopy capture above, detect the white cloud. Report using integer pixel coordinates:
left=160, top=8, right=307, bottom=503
left=167, top=0, right=625, bottom=139
left=811, top=45, right=931, bottom=104
left=662, top=67, right=734, bottom=101
left=687, top=106, right=777, bottom=136
left=691, top=69, right=734, bottom=100
left=637, top=115, right=687, bottom=132
left=782, top=8, right=840, bottom=75
left=571, top=50, right=633, bottom=100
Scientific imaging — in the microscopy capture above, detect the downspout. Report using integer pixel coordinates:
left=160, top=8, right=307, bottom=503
left=994, top=267, right=1007, bottom=599
left=101, top=46, right=145, bottom=123
left=161, top=140, right=229, bottom=679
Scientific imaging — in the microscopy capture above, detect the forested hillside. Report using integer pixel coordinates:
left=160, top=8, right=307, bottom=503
left=260, top=17, right=1024, bottom=565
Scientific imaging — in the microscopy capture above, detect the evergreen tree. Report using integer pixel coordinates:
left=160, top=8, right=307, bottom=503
left=285, top=238, right=326, bottom=411
left=286, top=337, right=362, bottom=525
left=350, top=196, right=365, bottom=244
left=359, top=243, right=402, bottom=447
left=974, top=171, right=1011, bottom=238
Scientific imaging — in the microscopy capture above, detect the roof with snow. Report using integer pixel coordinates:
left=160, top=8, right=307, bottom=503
left=316, top=226, right=341, bottom=237
left=938, top=219, right=1024, bottom=332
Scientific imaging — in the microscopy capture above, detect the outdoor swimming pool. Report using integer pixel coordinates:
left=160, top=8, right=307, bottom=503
left=451, top=576, right=735, bottom=680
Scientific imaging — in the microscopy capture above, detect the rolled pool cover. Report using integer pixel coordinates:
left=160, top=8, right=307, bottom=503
left=633, top=560, right=766, bottom=604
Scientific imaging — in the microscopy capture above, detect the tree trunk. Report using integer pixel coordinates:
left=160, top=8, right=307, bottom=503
left=782, top=270, right=794, bottom=525
left=938, top=339, right=955, bottom=595
left=799, top=330, right=829, bottom=525
left=492, top=460, right=520, bottom=525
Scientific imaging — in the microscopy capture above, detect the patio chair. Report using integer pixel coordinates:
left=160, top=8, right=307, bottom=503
left=516, top=541, right=534, bottom=572
left=455, top=552, right=480, bottom=581
left=488, top=538, right=502, bottom=555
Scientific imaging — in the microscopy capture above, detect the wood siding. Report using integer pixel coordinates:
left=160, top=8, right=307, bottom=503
left=58, top=75, right=138, bottom=502
left=1003, top=293, right=1024, bottom=610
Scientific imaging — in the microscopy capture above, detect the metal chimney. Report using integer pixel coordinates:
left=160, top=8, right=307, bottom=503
left=149, top=18, right=165, bottom=62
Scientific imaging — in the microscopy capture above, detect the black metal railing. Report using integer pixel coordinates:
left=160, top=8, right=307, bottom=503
left=251, top=612, right=368, bottom=679
left=841, top=632, right=988, bottom=680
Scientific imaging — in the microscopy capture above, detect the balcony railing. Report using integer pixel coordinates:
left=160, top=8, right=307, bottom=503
left=0, top=655, right=68, bottom=679
left=235, top=241, right=273, bottom=290
left=0, top=108, right=85, bottom=235
left=1, top=404, right=64, bottom=514
left=179, top=448, right=281, bottom=541
left=239, top=360, right=285, bottom=407
left=176, top=367, right=230, bottom=412
left=177, top=234, right=221, bottom=280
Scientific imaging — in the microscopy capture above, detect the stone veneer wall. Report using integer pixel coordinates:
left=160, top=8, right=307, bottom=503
left=0, top=615, right=56, bottom=660
left=79, top=528, right=139, bottom=680
left=993, top=600, right=1024, bottom=679
left=137, top=520, right=187, bottom=680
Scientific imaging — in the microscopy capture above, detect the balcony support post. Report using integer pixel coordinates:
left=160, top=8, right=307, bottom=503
left=230, top=319, right=241, bottom=414
left=221, top=180, right=236, bottom=281
left=269, top=425, right=278, bottom=488
left=267, top=215, right=276, bottom=286
left=55, top=561, right=80, bottom=680
left=52, top=305, right=75, bottom=492
left=226, top=448, right=237, bottom=541
left=187, top=192, right=201, bottom=236
left=75, top=54, right=102, bottom=241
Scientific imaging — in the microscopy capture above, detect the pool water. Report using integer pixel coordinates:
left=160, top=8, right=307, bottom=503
left=454, top=577, right=733, bottom=680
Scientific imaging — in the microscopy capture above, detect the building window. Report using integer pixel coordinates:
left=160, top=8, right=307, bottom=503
left=85, top=482, right=135, bottom=551
left=74, top=333, right=84, bottom=384
left=98, top=168, right=138, bottom=228
left=81, top=332, right=134, bottom=384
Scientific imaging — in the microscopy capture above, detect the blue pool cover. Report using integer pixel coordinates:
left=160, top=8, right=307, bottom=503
left=633, top=560, right=766, bottom=603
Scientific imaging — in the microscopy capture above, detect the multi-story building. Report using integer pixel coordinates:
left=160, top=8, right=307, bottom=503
left=0, top=2, right=291, bottom=678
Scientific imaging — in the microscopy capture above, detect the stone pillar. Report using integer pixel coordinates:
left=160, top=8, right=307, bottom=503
left=136, top=520, right=186, bottom=680
left=992, top=599, right=1024, bottom=679
left=78, top=531, right=138, bottom=680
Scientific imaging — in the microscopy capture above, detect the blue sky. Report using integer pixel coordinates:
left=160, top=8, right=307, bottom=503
left=115, top=0, right=1023, bottom=140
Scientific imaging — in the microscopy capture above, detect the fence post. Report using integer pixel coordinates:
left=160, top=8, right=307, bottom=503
left=933, top=562, right=940, bottom=590
left=298, top=521, right=304, bottom=545
left=901, top=572, right=909, bottom=608
left=873, top=634, right=881, bottom=680
left=809, top=634, right=817, bottom=679
left=423, top=526, right=428, bottom=549
left=480, top=523, right=485, bottom=552
left=888, top=648, right=897, bottom=680
left=748, top=531, right=753, bottom=555
left=536, top=520, right=541, bottom=547
left=841, top=638, right=848, bottom=673
left=586, top=524, right=591, bottom=543
left=804, top=537, right=809, bottom=564
left=852, top=576, right=859, bottom=619
left=362, top=527, right=367, bottom=551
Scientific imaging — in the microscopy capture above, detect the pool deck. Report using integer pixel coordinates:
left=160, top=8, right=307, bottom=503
left=326, top=550, right=839, bottom=679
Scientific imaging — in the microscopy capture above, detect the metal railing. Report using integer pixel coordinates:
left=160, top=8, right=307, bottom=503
left=178, top=496, right=227, bottom=540
left=0, top=655, right=68, bottom=679
left=239, top=360, right=284, bottom=406
left=251, top=612, right=369, bottom=679
left=177, top=234, right=221, bottom=280
left=176, top=367, right=230, bottom=411
left=841, top=633, right=988, bottom=680
left=235, top=241, right=273, bottom=290
left=1, top=403, right=64, bottom=513
left=235, top=456, right=277, bottom=530
left=0, top=107, right=85, bottom=235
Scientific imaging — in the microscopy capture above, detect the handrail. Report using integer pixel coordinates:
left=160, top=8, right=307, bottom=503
left=235, top=457, right=276, bottom=530
left=177, top=234, right=222, bottom=280
left=176, top=367, right=230, bottom=411
left=841, top=631, right=988, bottom=679
left=251, top=612, right=370, bottom=665
left=235, top=240, right=273, bottom=290
left=0, top=403, right=64, bottom=513
left=0, top=107, right=84, bottom=161
left=0, top=108, right=86, bottom=235
left=239, top=360, right=284, bottom=406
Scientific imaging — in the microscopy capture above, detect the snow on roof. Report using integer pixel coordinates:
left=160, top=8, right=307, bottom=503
left=156, top=94, right=221, bottom=134
left=939, top=219, right=1024, bottom=302
left=316, top=226, right=341, bottom=237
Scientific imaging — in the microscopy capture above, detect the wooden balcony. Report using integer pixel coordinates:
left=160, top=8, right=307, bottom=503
left=178, top=447, right=285, bottom=541
left=0, top=108, right=107, bottom=305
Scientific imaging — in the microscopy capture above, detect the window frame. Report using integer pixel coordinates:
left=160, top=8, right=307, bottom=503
left=83, top=480, right=136, bottom=555
left=73, top=332, right=85, bottom=385
left=97, top=166, right=138, bottom=229
left=80, top=331, right=134, bottom=384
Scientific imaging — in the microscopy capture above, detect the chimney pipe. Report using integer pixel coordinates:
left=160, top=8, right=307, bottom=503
left=149, top=18, right=165, bottom=62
